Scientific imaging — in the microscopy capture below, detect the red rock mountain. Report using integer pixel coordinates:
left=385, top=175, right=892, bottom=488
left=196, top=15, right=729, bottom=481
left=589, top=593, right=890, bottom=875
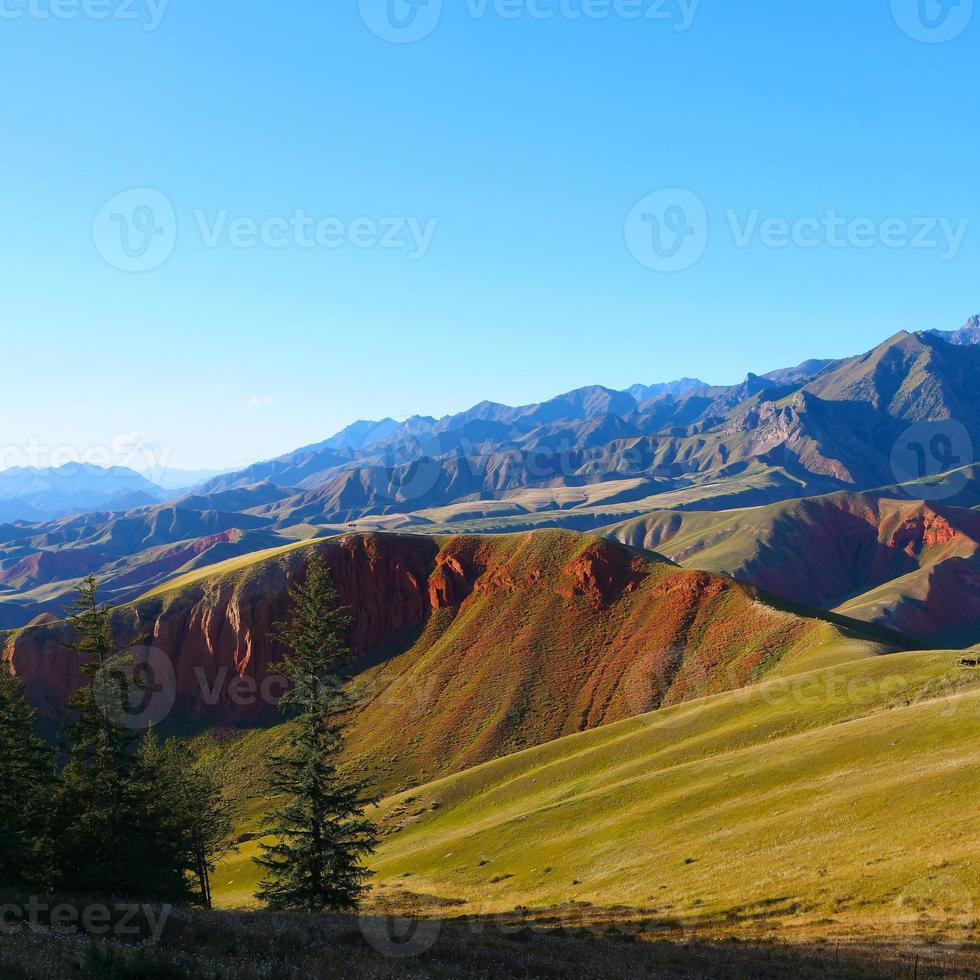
left=607, top=492, right=980, bottom=646
left=2, top=532, right=896, bottom=786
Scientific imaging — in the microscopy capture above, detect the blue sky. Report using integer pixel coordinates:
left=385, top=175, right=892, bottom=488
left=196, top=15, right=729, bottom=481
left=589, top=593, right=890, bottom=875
left=2, top=0, right=978, bottom=472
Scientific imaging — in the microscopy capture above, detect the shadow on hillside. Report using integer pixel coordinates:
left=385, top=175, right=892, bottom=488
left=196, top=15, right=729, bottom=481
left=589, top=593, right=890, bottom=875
left=1, top=897, right=977, bottom=979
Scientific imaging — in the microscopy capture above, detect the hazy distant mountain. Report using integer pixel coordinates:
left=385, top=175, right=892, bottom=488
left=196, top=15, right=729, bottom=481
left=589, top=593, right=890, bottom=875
left=763, top=358, right=839, bottom=385
left=626, top=378, right=706, bottom=401
left=144, top=466, right=233, bottom=490
left=191, top=322, right=980, bottom=522
left=0, top=463, right=170, bottom=523
left=198, top=319, right=980, bottom=525
left=926, top=315, right=980, bottom=346
left=199, top=379, right=717, bottom=495
left=0, top=498, right=43, bottom=524
left=197, top=444, right=357, bottom=495
left=318, top=418, right=402, bottom=452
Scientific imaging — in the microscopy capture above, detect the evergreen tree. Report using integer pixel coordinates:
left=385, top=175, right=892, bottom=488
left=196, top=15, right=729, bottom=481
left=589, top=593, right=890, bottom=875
left=55, top=576, right=186, bottom=899
left=55, top=578, right=236, bottom=903
left=0, top=661, right=56, bottom=890
left=141, top=732, right=235, bottom=908
left=134, top=729, right=198, bottom=903
left=254, top=554, right=379, bottom=912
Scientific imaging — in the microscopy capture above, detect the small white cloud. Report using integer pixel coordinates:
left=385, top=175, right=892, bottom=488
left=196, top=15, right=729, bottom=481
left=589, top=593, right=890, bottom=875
left=246, top=395, right=274, bottom=410
left=110, top=431, right=173, bottom=476
left=112, top=431, right=160, bottom=456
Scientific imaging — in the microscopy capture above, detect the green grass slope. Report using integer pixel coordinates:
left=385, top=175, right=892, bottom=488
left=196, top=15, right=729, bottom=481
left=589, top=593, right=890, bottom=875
left=212, top=650, right=980, bottom=939
left=351, top=651, right=980, bottom=940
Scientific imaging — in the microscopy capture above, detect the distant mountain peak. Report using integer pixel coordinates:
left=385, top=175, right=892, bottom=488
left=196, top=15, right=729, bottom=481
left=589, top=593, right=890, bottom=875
left=924, top=314, right=980, bottom=347
left=318, top=418, right=401, bottom=452
left=626, top=378, right=706, bottom=402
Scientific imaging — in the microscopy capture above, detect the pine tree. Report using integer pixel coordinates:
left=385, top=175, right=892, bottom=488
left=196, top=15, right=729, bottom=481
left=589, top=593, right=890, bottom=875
left=134, top=728, right=198, bottom=903
left=254, top=554, right=379, bottom=912
left=54, top=576, right=183, bottom=899
left=55, top=578, right=236, bottom=903
left=0, top=661, right=56, bottom=890
left=141, top=733, right=236, bottom=908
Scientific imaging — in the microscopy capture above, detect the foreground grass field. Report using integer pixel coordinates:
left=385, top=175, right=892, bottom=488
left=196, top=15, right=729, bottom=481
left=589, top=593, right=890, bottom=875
left=211, top=648, right=980, bottom=971
left=0, top=905, right=947, bottom=979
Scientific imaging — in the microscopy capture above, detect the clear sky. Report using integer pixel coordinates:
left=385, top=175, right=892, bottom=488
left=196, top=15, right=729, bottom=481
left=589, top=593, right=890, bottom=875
left=2, top=0, right=978, bottom=473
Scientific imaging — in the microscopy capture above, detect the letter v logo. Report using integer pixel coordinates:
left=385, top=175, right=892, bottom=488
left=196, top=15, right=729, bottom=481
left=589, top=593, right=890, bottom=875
left=360, top=0, right=443, bottom=42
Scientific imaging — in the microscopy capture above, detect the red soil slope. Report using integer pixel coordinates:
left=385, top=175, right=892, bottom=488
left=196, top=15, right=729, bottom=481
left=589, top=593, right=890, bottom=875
left=3, top=532, right=895, bottom=786
left=609, top=494, right=980, bottom=646
left=0, top=549, right=109, bottom=590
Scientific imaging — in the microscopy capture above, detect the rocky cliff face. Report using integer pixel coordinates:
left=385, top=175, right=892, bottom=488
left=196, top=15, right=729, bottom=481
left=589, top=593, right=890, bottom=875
left=3, top=534, right=442, bottom=724
left=4, top=532, right=655, bottom=726
left=3, top=530, right=895, bottom=788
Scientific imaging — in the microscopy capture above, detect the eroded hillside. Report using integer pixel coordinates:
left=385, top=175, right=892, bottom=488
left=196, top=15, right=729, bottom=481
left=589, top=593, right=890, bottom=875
left=3, top=531, right=897, bottom=789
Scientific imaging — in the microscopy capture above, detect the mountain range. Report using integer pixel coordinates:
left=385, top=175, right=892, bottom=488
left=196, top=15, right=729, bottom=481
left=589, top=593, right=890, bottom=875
left=193, top=318, right=980, bottom=528
left=0, top=463, right=173, bottom=523
left=1, top=315, right=979, bottom=648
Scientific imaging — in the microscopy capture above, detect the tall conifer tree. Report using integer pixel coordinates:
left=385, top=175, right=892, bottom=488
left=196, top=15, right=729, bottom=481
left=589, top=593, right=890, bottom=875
left=0, top=661, right=55, bottom=890
left=56, top=576, right=143, bottom=894
left=255, top=554, right=378, bottom=912
left=140, top=732, right=235, bottom=908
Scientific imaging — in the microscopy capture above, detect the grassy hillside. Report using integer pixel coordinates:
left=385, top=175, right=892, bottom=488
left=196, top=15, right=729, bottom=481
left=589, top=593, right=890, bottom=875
left=177, top=531, right=900, bottom=795
left=8, top=531, right=894, bottom=750
left=604, top=491, right=980, bottom=646
left=210, top=650, right=980, bottom=943
left=355, top=651, right=980, bottom=942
